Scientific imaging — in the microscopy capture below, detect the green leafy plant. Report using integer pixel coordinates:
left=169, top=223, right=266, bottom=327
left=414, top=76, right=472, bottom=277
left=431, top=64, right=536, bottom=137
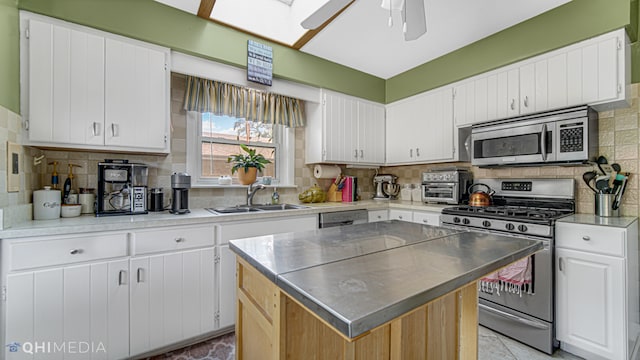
left=227, top=144, right=271, bottom=174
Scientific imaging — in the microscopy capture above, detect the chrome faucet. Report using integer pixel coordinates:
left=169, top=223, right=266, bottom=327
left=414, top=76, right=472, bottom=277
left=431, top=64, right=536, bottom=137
left=247, top=182, right=266, bottom=206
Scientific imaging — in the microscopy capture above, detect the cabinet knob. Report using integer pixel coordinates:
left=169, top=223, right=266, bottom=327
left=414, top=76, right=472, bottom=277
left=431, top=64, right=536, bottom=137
left=510, top=99, right=516, bottom=110
left=354, top=149, right=358, bottom=158
left=175, top=237, right=185, bottom=243
left=409, top=149, right=413, bottom=158
left=523, top=96, right=529, bottom=108
left=416, top=148, right=420, bottom=157
left=137, top=268, right=145, bottom=283
left=69, top=249, right=82, bottom=255
left=92, top=122, right=100, bottom=136
left=111, top=123, right=119, bottom=137
left=118, top=270, right=127, bottom=286
left=398, top=215, right=403, bottom=219
left=582, top=236, right=590, bottom=241
left=360, top=149, right=364, bottom=158
left=377, top=215, right=381, bottom=219
left=422, top=219, right=428, bottom=223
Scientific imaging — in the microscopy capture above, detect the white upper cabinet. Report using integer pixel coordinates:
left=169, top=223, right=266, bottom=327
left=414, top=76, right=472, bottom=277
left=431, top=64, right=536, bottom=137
left=453, top=28, right=629, bottom=127
left=386, top=87, right=457, bottom=165
left=305, top=89, right=385, bottom=165
left=20, top=12, right=170, bottom=154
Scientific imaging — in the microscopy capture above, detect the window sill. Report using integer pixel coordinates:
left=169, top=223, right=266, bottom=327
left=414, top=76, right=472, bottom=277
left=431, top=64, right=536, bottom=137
left=191, top=184, right=298, bottom=189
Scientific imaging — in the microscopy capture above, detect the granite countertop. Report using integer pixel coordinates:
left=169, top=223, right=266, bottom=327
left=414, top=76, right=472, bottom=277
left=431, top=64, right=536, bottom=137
left=558, top=214, right=639, bottom=228
left=229, top=220, right=543, bottom=338
left=0, top=200, right=447, bottom=239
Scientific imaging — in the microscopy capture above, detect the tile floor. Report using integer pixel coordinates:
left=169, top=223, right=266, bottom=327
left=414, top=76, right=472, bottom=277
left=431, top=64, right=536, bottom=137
left=150, top=327, right=583, bottom=359
left=479, top=326, right=583, bottom=360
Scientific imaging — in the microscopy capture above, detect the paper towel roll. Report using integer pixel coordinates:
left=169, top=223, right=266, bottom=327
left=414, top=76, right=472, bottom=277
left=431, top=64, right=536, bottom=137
left=314, top=164, right=341, bottom=179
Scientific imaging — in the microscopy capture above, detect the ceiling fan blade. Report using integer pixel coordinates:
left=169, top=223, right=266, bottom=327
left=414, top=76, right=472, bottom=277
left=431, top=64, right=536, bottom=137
left=301, top=0, right=352, bottom=30
left=401, top=0, right=427, bottom=41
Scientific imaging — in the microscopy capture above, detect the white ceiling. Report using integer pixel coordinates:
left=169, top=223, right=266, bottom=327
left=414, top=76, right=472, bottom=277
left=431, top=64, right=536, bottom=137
left=156, top=0, right=571, bottom=79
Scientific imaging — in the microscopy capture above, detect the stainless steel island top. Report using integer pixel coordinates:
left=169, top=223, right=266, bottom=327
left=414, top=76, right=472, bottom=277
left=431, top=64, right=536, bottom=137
left=229, top=220, right=543, bottom=338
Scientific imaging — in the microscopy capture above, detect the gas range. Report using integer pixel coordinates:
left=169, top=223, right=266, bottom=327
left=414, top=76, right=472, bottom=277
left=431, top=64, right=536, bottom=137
left=441, top=178, right=575, bottom=239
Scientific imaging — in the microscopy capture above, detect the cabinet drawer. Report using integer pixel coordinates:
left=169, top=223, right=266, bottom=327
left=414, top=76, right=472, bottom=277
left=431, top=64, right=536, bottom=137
left=134, top=224, right=215, bottom=255
left=219, top=216, right=317, bottom=244
left=556, top=222, right=625, bottom=257
left=412, top=211, right=440, bottom=226
left=10, top=232, right=128, bottom=270
left=389, top=209, right=412, bottom=222
left=368, top=210, right=389, bottom=222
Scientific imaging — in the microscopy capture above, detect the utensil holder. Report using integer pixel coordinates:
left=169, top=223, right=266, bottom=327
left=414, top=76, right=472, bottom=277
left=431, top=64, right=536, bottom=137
left=595, top=193, right=619, bottom=217
left=327, top=184, right=342, bottom=202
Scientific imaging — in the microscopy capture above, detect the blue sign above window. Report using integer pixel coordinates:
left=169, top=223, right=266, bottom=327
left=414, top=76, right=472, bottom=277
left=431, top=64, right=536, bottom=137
left=247, top=40, right=273, bottom=86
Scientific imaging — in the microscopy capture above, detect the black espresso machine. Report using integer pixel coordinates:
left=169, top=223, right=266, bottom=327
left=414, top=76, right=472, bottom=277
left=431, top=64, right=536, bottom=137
left=96, top=159, right=148, bottom=216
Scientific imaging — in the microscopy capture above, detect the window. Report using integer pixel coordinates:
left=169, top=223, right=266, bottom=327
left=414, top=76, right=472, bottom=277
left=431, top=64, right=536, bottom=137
left=186, top=112, right=295, bottom=187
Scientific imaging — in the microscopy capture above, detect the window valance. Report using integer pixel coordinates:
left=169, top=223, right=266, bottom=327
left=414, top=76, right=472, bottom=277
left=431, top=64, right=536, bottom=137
left=183, top=75, right=305, bottom=127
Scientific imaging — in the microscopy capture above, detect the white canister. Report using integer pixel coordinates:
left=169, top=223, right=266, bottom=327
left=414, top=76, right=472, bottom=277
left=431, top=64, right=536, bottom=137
left=33, top=186, right=61, bottom=220
left=411, top=186, right=422, bottom=202
left=400, top=185, right=412, bottom=201
left=79, top=193, right=96, bottom=214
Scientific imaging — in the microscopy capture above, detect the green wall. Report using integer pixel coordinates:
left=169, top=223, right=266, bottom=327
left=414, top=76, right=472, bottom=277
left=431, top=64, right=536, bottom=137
left=18, top=0, right=386, bottom=103
left=386, top=0, right=633, bottom=103
left=0, top=0, right=19, bottom=113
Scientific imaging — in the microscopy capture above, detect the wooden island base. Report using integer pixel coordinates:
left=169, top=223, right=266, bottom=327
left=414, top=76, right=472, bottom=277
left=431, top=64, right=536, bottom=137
left=235, top=257, right=479, bottom=360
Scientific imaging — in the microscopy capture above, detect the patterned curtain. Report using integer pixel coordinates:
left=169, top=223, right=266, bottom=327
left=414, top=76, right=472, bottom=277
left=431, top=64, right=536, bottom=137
left=183, top=76, right=305, bottom=127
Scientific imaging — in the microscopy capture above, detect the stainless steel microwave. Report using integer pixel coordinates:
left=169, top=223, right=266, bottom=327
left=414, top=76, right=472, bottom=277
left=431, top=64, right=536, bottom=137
left=471, top=106, right=598, bottom=167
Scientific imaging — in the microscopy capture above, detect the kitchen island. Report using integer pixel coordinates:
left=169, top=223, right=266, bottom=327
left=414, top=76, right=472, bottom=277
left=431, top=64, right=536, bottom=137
left=229, top=221, right=543, bottom=360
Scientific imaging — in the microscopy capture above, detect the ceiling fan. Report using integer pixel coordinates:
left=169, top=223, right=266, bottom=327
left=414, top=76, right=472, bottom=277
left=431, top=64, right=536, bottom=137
left=301, top=0, right=427, bottom=41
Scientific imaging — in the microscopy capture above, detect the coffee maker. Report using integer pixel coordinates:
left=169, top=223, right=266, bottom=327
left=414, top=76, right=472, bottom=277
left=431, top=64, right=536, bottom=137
left=170, top=172, right=191, bottom=214
left=96, top=159, right=148, bottom=216
left=373, top=174, right=400, bottom=200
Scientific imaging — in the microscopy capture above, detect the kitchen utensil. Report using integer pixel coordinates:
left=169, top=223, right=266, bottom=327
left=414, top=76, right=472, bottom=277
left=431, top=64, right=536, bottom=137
left=595, top=175, right=611, bottom=193
left=582, top=171, right=598, bottom=193
left=596, top=155, right=608, bottom=164
left=170, top=172, right=191, bottom=214
left=33, top=186, right=61, bottom=220
left=468, top=183, right=494, bottom=207
left=613, top=174, right=629, bottom=210
left=611, top=163, right=621, bottom=172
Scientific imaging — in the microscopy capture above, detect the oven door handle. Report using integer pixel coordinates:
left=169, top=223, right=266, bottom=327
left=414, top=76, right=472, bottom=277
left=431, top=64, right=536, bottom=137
left=479, top=303, right=549, bottom=330
left=540, top=123, right=547, bottom=161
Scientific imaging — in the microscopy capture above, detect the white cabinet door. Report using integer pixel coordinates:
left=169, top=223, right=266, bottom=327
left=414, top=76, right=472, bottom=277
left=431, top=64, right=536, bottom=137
left=474, top=77, right=488, bottom=124
left=385, top=95, right=421, bottom=163
left=357, top=101, right=385, bottom=164
left=323, top=91, right=357, bottom=163
left=556, top=248, right=625, bottom=360
left=506, top=68, right=520, bottom=117
left=5, top=260, right=129, bottom=360
left=27, top=19, right=105, bottom=145
left=422, top=88, right=454, bottom=162
left=519, top=63, right=535, bottom=115
left=534, top=60, right=549, bottom=112
left=388, top=209, right=412, bottom=222
left=218, top=244, right=236, bottom=329
left=129, top=248, right=215, bottom=357
left=547, top=53, right=568, bottom=110
left=597, top=36, right=620, bottom=103
left=368, top=209, right=389, bottom=222
left=105, top=38, right=168, bottom=151
left=453, top=81, right=475, bottom=127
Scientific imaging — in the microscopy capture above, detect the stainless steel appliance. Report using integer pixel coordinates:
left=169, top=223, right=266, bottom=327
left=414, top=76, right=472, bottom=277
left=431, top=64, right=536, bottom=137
left=149, top=188, right=164, bottom=212
left=96, top=159, right=148, bottom=216
left=373, top=174, right=400, bottom=200
left=421, top=169, right=473, bottom=205
left=170, top=172, right=191, bottom=215
left=471, top=106, right=598, bottom=167
left=440, top=178, right=575, bottom=354
left=319, top=209, right=368, bottom=228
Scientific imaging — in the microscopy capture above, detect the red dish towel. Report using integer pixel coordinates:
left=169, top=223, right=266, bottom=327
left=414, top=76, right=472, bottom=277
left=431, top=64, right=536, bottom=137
left=479, top=257, right=532, bottom=297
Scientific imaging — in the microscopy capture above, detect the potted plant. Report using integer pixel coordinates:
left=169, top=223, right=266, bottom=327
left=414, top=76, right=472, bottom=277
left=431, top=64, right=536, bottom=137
left=227, top=144, right=272, bottom=185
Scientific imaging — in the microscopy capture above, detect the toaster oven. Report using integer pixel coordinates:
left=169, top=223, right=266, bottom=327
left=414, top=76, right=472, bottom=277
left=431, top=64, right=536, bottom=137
left=421, top=169, right=473, bottom=205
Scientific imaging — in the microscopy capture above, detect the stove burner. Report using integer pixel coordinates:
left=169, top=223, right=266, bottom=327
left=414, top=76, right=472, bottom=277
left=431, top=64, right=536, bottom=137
left=443, top=205, right=571, bottom=221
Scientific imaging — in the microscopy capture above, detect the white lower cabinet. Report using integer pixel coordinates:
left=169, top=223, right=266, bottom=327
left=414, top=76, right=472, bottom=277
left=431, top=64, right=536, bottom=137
left=217, top=244, right=236, bottom=329
left=368, top=209, right=389, bottom=222
left=555, top=219, right=639, bottom=360
left=5, top=259, right=130, bottom=360
left=129, top=248, right=215, bottom=357
left=389, top=208, right=441, bottom=225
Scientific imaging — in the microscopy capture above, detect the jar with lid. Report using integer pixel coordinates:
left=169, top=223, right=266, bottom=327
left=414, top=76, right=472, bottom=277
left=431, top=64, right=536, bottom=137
left=411, top=184, right=422, bottom=202
left=400, top=184, right=412, bottom=201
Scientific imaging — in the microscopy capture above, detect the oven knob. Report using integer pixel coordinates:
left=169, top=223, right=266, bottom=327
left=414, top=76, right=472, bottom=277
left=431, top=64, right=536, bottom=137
left=505, top=223, right=515, bottom=231
left=482, top=220, right=491, bottom=228
left=462, top=218, right=470, bottom=225
left=518, top=224, right=528, bottom=232
left=453, top=217, right=461, bottom=224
